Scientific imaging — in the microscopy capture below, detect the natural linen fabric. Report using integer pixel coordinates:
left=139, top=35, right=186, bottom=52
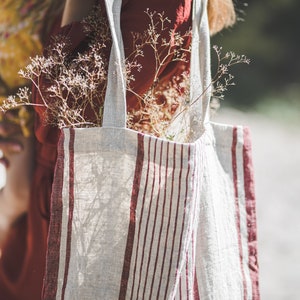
left=42, top=0, right=260, bottom=299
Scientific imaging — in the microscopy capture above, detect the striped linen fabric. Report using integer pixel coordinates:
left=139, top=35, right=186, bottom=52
left=43, top=127, right=202, bottom=299
left=43, top=124, right=259, bottom=299
left=194, top=123, right=259, bottom=299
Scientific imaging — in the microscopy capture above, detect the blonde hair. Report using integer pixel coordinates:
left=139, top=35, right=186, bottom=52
left=207, top=0, right=236, bottom=35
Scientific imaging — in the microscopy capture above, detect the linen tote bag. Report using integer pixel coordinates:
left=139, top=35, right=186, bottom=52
left=43, top=0, right=260, bottom=299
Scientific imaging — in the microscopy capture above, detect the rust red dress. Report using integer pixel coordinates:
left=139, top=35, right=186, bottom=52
left=0, top=1, right=192, bottom=299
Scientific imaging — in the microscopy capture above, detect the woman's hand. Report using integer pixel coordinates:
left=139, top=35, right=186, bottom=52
left=0, top=111, right=24, bottom=168
left=0, top=111, right=35, bottom=246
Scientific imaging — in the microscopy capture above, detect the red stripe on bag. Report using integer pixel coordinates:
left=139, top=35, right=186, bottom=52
left=163, top=143, right=182, bottom=298
left=232, top=127, right=248, bottom=300
left=243, top=128, right=260, bottom=300
left=192, top=228, right=200, bottom=300
left=186, top=251, right=190, bottom=300
left=193, top=265, right=200, bottom=300
left=165, top=144, right=189, bottom=299
left=135, top=138, right=159, bottom=298
left=119, top=133, right=145, bottom=299
left=61, top=128, right=75, bottom=299
left=148, top=142, right=170, bottom=299
left=42, top=131, right=65, bottom=300
left=156, top=142, right=178, bottom=298
left=142, top=140, right=164, bottom=299
left=189, top=148, right=200, bottom=300
left=138, top=140, right=162, bottom=299
left=129, top=137, right=152, bottom=299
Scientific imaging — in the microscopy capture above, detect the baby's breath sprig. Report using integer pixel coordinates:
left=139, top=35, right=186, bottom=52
left=1, top=8, right=250, bottom=141
left=211, top=45, right=250, bottom=101
left=125, top=10, right=192, bottom=136
left=173, top=45, right=250, bottom=124
left=1, top=4, right=111, bottom=128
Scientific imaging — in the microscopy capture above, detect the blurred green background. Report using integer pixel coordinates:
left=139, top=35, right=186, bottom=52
left=211, top=0, right=300, bottom=123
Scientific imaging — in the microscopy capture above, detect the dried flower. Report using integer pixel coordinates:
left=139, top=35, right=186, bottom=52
left=1, top=8, right=250, bottom=141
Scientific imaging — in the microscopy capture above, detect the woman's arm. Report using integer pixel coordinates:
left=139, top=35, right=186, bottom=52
left=61, top=0, right=96, bottom=26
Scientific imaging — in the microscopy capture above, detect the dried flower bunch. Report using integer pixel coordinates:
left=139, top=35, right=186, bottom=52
left=0, top=6, right=250, bottom=139
left=3, top=5, right=111, bottom=129
left=126, top=9, right=192, bottom=136
left=210, top=45, right=250, bottom=101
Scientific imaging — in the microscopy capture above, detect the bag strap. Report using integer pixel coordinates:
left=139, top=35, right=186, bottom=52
left=102, top=0, right=127, bottom=128
left=190, top=0, right=211, bottom=131
left=102, top=0, right=211, bottom=130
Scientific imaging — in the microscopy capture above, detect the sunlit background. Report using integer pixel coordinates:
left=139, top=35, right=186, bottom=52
left=1, top=0, right=299, bottom=298
left=212, top=0, right=300, bottom=299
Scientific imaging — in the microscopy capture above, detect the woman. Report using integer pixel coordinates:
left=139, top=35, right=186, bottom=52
left=0, top=0, right=235, bottom=299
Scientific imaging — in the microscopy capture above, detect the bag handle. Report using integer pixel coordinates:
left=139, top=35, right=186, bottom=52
left=190, top=0, right=211, bottom=131
left=102, top=0, right=127, bottom=128
left=102, top=0, right=211, bottom=130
